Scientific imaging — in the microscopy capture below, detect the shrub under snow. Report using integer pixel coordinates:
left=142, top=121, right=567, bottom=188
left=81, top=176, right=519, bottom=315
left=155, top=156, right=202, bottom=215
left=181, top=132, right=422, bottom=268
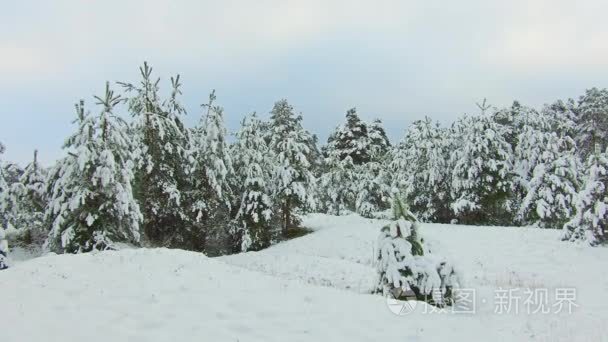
left=376, top=198, right=461, bottom=306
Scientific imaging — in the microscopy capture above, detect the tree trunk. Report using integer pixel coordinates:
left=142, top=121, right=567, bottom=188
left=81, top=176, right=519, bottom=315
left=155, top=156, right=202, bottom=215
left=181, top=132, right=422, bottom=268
left=283, top=199, right=291, bottom=237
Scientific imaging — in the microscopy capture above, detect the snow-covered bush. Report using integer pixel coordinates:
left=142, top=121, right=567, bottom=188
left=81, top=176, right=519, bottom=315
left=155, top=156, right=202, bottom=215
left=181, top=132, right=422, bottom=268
left=376, top=198, right=461, bottom=307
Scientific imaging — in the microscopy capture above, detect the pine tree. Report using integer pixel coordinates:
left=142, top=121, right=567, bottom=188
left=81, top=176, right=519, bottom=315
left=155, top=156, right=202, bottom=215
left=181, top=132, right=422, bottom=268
left=9, top=150, right=47, bottom=244
left=563, top=144, right=608, bottom=245
left=368, top=118, right=391, bottom=158
left=450, top=109, right=515, bottom=225
left=232, top=114, right=273, bottom=251
left=519, top=134, right=581, bottom=228
left=386, top=137, right=411, bottom=198
left=319, top=153, right=356, bottom=216
left=320, top=121, right=358, bottom=215
left=189, top=90, right=234, bottom=253
left=354, top=159, right=391, bottom=217
left=267, top=100, right=316, bottom=236
left=541, top=99, right=578, bottom=138
left=46, top=84, right=142, bottom=253
left=393, top=117, right=452, bottom=222
left=328, top=108, right=371, bottom=165
left=0, top=226, right=8, bottom=269
left=0, top=224, right=9, bottom=271
left=575, top=88, right=608, bottom=159
left=493, top=101, right=543, bottom=150
left=376, top=198, right=460, bottom=306
left=0, top=142, right=10, bottom=229
left=119, top=63, right=191, bottom=247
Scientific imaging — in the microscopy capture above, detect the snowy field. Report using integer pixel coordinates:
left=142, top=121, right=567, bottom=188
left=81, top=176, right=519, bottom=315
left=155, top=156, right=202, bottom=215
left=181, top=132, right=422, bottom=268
left=2, top=214, right=608, bottom=342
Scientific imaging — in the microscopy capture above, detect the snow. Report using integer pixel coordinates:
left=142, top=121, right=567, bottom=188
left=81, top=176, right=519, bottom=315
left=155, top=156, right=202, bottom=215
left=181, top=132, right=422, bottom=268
left=2, top=214, right=608, bottom=341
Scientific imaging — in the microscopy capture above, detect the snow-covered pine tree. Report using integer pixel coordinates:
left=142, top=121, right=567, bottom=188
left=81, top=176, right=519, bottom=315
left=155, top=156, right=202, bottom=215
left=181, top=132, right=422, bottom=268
left=519, top=134, right=581, bottom=228
left=46, top=83, right=142, bottom=253
left=575, top=88, right=608, bottom=159
left=376, top=197, right=460, bottom=306
left=394, top=117, right=452, bottom=222
left=305, top=134, right=325, bottom=178
left=368, top=118, right=391, bottom=158
left=353, top=118, right=392, bottom=217
left=327, top=108, right=371, bottom=165
left=386, top=135, right=411, bottom=199
left=0, top=142, right=10, bottom=229
left=267, top=99, right=316, bottom=237
left=354, top=159, right=391, bottom=218
left=0, top=226, right=7, bottom=269
left=319, top=121, right=358, bottom=215
left=493, top=101, right=542, bottom=150
left=231, top=113, right=273, bottom=251
left=450, top=108, right=515, bottom=225
left=563, top=144, right=608, bottom=245
left=541, top=98, right=578, bottom=138
left=319, top=152, right=356, bottom=216
left=9, top=150, right=47, bottom=245
left=119, top=63, right=192, bottom=247
left=189, top=90, right=235, bottom=253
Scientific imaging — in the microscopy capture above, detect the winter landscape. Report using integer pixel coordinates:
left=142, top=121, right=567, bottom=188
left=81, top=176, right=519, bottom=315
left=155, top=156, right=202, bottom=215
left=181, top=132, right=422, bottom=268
left=2, top=1, right=608, bottom=342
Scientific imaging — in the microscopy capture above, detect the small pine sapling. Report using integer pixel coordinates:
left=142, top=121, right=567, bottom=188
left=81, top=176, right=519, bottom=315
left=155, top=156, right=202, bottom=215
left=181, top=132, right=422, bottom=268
left=376, top=198, right=461, bottom=307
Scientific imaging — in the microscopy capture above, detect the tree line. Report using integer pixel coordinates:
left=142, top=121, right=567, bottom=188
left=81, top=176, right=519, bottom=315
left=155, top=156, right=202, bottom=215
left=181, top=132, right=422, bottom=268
left=1, top=63, right=607, bottom=255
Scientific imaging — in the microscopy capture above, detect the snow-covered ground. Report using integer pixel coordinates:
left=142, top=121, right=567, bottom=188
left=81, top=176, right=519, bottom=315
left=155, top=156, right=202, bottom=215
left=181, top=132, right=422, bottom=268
left=2, top=214, right=608, bottom=341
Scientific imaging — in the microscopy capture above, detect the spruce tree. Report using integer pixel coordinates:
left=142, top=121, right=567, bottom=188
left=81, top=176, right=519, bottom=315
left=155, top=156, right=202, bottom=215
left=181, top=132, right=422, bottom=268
left=119, top=63, right=191, bottom=247
left=46, top=84, right=142, bottom=253
left=267, top=100, right=316, bottom=236
left=563, top=144, right=608, bottom=245
left=232, top=114, right=273, bottom=251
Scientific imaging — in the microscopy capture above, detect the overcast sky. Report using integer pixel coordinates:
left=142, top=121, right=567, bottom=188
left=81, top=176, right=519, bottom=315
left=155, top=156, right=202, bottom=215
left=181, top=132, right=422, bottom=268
left=1, top=0, right=607, bottom=165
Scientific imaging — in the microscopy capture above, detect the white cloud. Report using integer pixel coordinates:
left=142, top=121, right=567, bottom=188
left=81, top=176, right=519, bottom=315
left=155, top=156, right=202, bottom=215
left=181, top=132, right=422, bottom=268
left=483, top=0, right=608, bottom=71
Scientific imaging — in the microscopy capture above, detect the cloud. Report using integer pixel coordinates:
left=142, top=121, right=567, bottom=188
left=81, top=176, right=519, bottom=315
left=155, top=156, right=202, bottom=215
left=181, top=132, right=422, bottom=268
left=1, top=0, right=607, bottom=165
left=483, top=0, right=608, bottom=71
